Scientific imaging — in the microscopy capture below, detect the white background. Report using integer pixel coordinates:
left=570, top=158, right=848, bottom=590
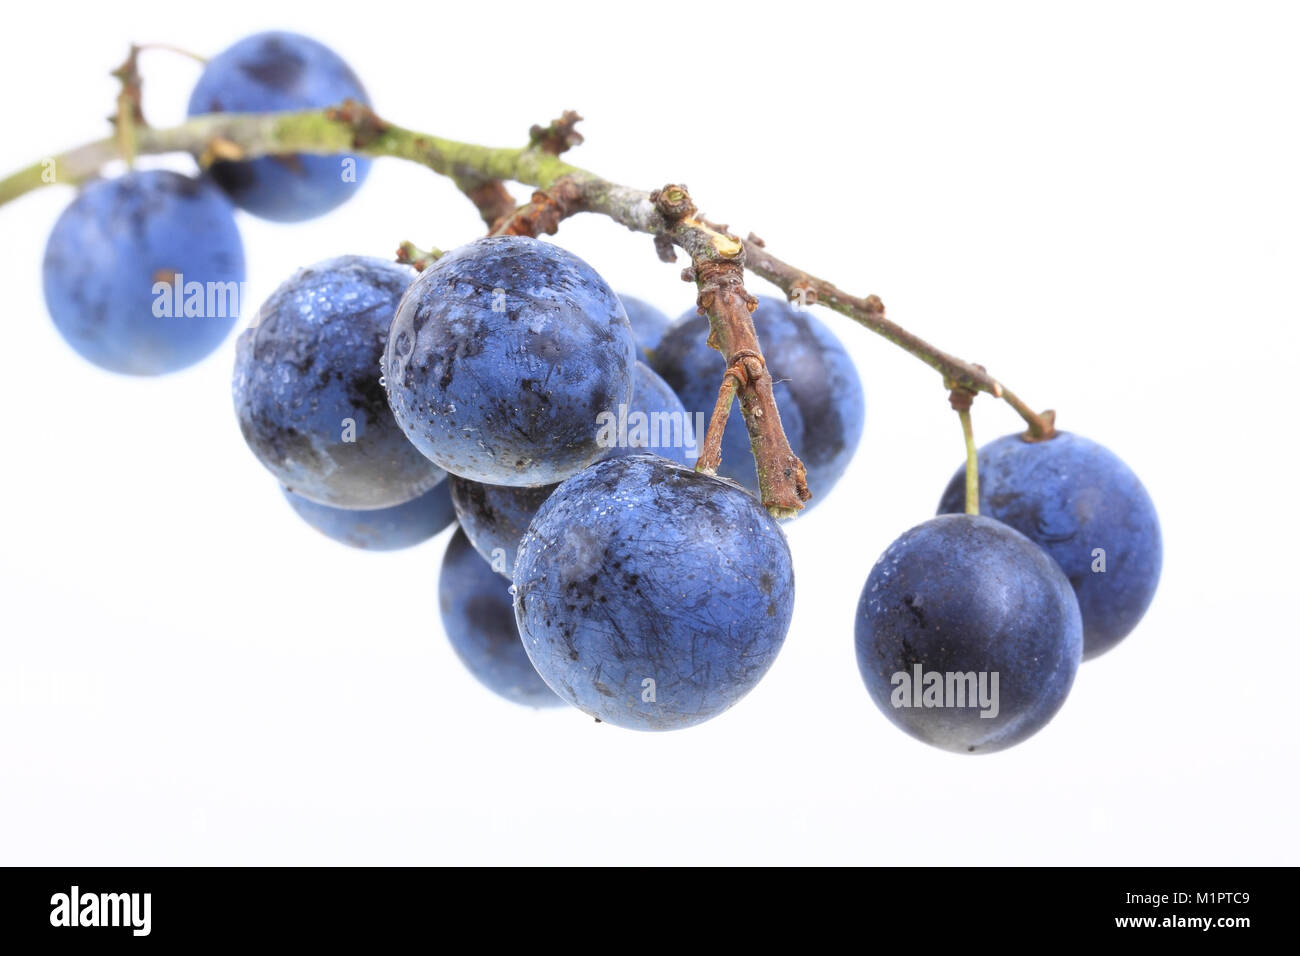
left=1, top=0, right=1296, bottom=865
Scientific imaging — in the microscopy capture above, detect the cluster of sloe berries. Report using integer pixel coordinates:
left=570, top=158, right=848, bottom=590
left=33, top=31, right=1161, bottom=749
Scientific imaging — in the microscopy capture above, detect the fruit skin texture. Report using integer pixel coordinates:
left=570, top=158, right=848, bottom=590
left=42, top=170, right=245, bottom=375
left=383, top=236, right=636, bottom=487
left=599, top=362, right=696, bottom=468
left=281, top=482, right=455, bottom=551
left=439, top=529, right=562, bottom=708
left=234, top=255, right=444, bottom=509
left=855, top=514, right=1083, bottom=754
left=450, top=362, right=697, bottom=578
left=651, top=296, right=864, bottom=510
left=937, top=432, right=1161, bottom=659
left=187, top=31, right=370, bottom=221
left=513, top=455, right=795, bottom=731
left=618, top=294, right=670, bottom=359
left=449, top=478, right=556, bottom=579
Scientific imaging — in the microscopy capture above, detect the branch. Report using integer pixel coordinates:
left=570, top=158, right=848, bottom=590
left=697, top=375, right=739, bottom=475
left=689, top=256, right=809, bottom=515
left=489, top=113, right=586, bottom=235
left=646, top=185, right=809, bottom=515
left=731, top=229, right=1056, bottom=441
left=528, top=110, right=584, bottom=156
left=490, top=176, right=585, bottom=237
left=0, top=102, right=1060, bottom=516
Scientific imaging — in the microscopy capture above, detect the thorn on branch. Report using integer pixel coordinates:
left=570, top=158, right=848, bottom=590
left=110, top=46, right=146, bottom=127
left=490, top=176, right=585, bottom=237
left=528, top=110, right=584, bottom=156
left=110, top=45, right=146, bottom=165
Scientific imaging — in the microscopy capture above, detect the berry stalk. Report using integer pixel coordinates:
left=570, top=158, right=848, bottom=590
left=959, top=409, right=979, bottom=516
left=948, top=384, right=981, bottom=515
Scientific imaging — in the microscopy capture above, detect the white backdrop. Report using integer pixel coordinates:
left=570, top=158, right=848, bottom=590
left=1, top=0, right=1295, bottom=865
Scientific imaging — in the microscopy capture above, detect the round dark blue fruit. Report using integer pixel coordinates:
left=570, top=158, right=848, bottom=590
left=383, top=236, right=636, bottom=487
left=593, top=362, right=695, bottom=467
left=42, top=170, right=245, bottom=375
left=281, top=482, right=455, bottom=551
left=513, top=454, right=795, bottom=731
left=439, top=529, right=562, bottom=708
left=451, top=363, right=696, bottom=578
left=937, top=432, right=1161, bottom=659
left=234, top=255, right=444, bottom=509
left=448, top=478, right=555, bottom=579
left=187, top=31, right=370, bottom=221
left=651, top=296, right=864, bottom=511
left=855, top=514, right=1083, bottom=754
left=618, top=294, right=671, bottom=359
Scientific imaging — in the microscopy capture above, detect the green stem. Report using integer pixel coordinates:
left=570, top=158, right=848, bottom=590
left=133, top=43, right=208, bottom=64
left=959, top=408, right=979, bottom=515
